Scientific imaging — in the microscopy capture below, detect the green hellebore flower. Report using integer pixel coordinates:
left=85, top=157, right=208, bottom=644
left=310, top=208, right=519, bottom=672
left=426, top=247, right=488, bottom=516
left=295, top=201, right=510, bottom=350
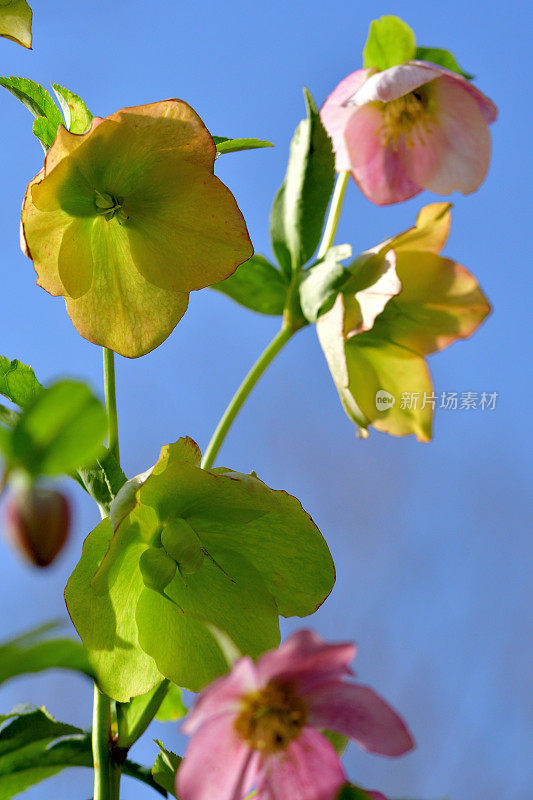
left=65, top=437, right=335, bottom=701
left=0, top=0, right=32, bottom=48
left=316, top=203, right=491, bottom=441
left=21, top=100, right=254, bottom=357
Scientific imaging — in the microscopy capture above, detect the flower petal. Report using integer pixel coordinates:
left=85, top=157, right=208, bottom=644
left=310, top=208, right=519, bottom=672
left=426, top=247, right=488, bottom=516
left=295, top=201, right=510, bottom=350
left=126, top=158, right=253, bottom=293
left=64, top=219, right=189, bottom=357
left=403, top=76, right=491, bottom=196
left=320, top=69, right=371, bottom=172
left=182, top=656, right=258, bottom=735
left=178, top=714, right=258, bottom=800
left=350, top=62, right=444, bottom=106
left=343, top=105, right=421, bottom=205
left=411, top=60, right=497, bottom=123
left=256, top=630, right=355, bottom=693
left=257, top=728, right=345, bottom=800
left=307, top=682, right=414, bottom=756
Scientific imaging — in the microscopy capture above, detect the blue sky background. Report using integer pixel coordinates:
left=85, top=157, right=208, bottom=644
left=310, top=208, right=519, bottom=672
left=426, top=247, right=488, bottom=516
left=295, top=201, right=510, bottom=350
left=0, top=1, right=531, bottom=799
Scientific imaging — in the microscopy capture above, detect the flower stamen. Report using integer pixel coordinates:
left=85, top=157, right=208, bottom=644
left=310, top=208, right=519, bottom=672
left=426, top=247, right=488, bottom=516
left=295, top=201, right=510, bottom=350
left=378, top=90, right=434, bottom=150
left=234, top=681, right=307, bottom=753
left=94, top=189, right=129, bottom=223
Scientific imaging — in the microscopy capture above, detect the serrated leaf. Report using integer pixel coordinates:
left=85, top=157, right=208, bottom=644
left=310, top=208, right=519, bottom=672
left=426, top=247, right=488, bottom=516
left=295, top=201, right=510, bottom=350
left=0, top=622, right=93, bottom=687
left=415, top=47, right=473, bottom=80
left=52, top=84, right=92, bottom=133
left=0, top=356, right=42, bottom=409
left=299, top=245, right=352, bottom=323
left=363, top=16, right=416, bottom=70
left=0, top=77, right=62, bottom=149
left=270, top=87, right=335, bottom=276
left=213, top=136, right=273, bottom=155
left=152, top=740, right=181, bottom=797
left=0, top=1, right=32, bottom=49
left=212, top=254, right=288, bottom=315
left=8, top=380, right=107, bottom=476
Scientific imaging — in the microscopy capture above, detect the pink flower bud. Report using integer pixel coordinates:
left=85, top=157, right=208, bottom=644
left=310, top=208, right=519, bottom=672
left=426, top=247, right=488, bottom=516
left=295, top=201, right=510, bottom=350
left=2, top=487, right=71, bottom=567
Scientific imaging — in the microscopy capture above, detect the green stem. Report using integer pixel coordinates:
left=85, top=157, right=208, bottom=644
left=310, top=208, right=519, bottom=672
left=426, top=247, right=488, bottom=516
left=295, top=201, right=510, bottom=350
left=316, top=170, right=349, bottom=259
left=92, top=687, right=113, bottom=800
left=102, top=348, right=120, bottom=463
left=201, top=324, right=296, bottom=470
left=93, top=348, right=121, bottom=799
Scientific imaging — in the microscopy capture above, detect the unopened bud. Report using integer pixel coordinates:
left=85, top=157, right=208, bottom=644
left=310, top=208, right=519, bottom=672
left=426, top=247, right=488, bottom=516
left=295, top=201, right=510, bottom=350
left=2, top=487, right=71, bottom=567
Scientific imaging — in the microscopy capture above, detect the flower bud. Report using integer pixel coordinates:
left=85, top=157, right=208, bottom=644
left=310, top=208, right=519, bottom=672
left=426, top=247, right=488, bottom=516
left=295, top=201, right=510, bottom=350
left=2, top=487, right=71, bottom=567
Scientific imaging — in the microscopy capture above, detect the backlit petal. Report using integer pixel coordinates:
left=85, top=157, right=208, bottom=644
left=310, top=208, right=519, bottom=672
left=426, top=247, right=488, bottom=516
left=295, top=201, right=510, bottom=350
left=320, top=69, right=371, bottom=171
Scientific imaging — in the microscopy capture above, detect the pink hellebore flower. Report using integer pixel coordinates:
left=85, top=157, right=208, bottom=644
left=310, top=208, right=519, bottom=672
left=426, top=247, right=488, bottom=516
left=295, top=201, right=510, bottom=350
left=177, top=630, right=414, bottom=800
left=320, top=61, right=497, bottom=205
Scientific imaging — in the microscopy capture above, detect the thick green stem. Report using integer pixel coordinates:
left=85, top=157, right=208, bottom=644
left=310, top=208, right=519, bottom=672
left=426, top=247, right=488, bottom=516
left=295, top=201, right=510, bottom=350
left=316, top=170, right=349, bottom=259
left=103, top=348, right=120, bottom=463
left=201, top=324, right=296, bottom=470
left=92, top=687, right=113, bottom=800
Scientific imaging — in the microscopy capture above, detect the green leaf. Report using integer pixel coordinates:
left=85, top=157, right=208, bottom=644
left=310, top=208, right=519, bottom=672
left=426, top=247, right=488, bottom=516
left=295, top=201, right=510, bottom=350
left=0, top=707, right=166, bottom=798
left=212, top=254, right=288, bottom=315
left=32, top=115, right=59, bottom=150
left=155, top=684, right=187, bottom=722
left=213, top=136, right=273, bottom=155
left=363, top=16, right=416, bottom=70
left=75, top=451, right=127, bottom=517
left=299, top=245, right=352, bottom=323
left=0, top=1, right=32, bottom=49
left=323, top=730, right=348, bottom=756
left=152, top=740, right=181, bottom=797
left=415, top=47, right=473, bottom=80
left=336, top=786, right=376, bottom=800
left=66, top=439, right=335, bottom=699
left=270, top=87, right=335, bottom=276
left=9, top=380, right=107, bottom=476
left=52, top=84, right=93, bottom=133
left=0, top=76, right=62, bottom=148
left=0, top=622, right=93, bottom=687
left=0, top=356, right=42, bottom=409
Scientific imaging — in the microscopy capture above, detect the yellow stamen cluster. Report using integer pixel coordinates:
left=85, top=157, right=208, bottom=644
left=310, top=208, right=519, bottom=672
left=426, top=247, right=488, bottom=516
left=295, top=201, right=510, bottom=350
left=234, top=681, right=307, bottom=753
left=378, top=90, right=433, bottom=150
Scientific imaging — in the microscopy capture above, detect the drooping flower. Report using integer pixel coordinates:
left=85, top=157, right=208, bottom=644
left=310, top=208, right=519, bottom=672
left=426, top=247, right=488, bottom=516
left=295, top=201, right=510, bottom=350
left=315, top=203, right=491, bottom=440
left=320, top=61, right=497, bottom=205
left=21, top=100, right=253, bottom=357
left=177, top=629, right=414, bottom=800
left=2, top=485, right=70, bottom=567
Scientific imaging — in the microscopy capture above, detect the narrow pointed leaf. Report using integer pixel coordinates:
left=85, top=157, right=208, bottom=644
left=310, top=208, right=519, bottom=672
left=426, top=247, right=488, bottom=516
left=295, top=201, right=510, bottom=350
left=52, top=84, right=93, bottom=133
left=213, top=136, right=273, bottom=155
left=212, top=254, right=288, bottom=315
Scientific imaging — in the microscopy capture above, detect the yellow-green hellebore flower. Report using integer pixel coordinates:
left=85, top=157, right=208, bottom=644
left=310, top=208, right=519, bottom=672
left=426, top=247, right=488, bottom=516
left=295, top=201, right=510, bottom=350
left=0, top=0, right=32, bottom=48
left=316, top=203, right=491, bottom=441
left=21, top=100, right=254, bottom=357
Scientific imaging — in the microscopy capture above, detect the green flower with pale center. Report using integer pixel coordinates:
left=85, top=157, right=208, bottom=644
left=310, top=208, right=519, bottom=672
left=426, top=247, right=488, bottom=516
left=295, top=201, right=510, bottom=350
left=21, top=100, right=254, bottom=357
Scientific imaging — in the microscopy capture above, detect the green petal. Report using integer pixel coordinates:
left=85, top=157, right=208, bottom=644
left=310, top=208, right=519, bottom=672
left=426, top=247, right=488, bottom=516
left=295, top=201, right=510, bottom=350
left=58, top=219, right=94, bottom=298
left=126, top=159, right=253, bottom=292
left=0, top=0, right=32, bottom=48
left=64, top=519, right=164, bottom=702
left=65, top=219, right=189, bottom=357
left=136, top=549, right=280, bottom=691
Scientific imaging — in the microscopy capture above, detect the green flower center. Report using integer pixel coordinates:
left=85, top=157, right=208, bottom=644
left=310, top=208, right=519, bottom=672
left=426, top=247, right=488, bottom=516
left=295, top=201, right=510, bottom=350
left=234, top=681, right=307, bottom=753
left=94, top=190, right=129, bottom=223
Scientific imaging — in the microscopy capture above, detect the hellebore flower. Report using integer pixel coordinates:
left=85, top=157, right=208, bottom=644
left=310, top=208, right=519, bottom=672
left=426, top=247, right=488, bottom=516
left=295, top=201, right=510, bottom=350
left=177, top=629, right=414, bottom=800
left=320, top=62, right=497, bottom=205
left=21, top=100, right=253, bottom=357
left=315, top=203, right=491, bottom=441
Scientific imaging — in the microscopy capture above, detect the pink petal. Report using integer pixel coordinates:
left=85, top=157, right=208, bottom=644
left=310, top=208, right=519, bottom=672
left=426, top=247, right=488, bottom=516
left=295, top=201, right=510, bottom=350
left=350, top=62, right=444, bottom=106
left=306, top=682, right=414, bottom=757
left=182, top=656, right=258, bottom=735
left=257, top=727, right=346, bottom=800
left=343, top=105, right=421, bottom=205
left=320, top=69, right=371, bottom=171
left=402, top=76, right=491, bottom=196
left=178, top=713, right=259, bottom=800
left=411, top=61, right=498, bottom=123
left=256, top=630, right=356, bottom=693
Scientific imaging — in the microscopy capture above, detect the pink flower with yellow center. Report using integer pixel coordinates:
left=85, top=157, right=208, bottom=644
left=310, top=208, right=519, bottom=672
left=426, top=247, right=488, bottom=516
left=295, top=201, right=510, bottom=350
left=177, top=630, right=414, bottom=800
left=320, top=61, right=497, bottom=205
